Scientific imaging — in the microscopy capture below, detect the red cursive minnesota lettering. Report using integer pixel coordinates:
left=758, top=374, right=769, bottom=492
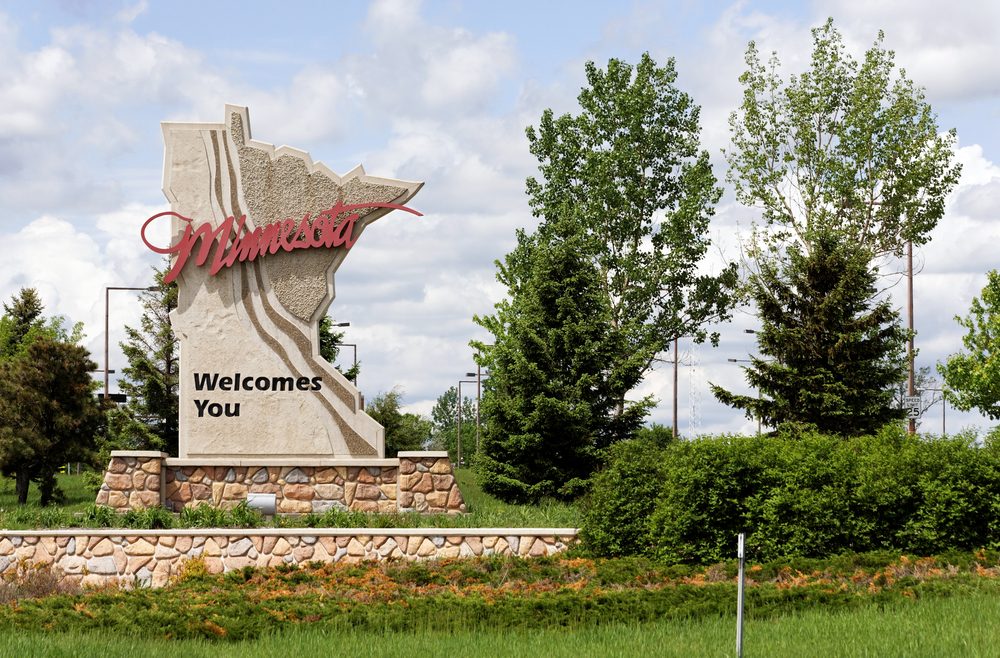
left=141, top=201, right=422, bottom=283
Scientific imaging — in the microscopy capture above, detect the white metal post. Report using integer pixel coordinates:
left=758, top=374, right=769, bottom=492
left=737, top=532, right=745, bottom=658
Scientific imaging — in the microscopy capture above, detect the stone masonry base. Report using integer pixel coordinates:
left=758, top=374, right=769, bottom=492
left=0, top=528, right=577, bottom=588
left=95, top=450, right=466, bottom=514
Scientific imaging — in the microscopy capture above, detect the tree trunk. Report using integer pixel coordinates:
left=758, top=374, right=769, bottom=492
left=38, top=472, right=56, bottom=506
left=15, top=470, right=30, bottom=505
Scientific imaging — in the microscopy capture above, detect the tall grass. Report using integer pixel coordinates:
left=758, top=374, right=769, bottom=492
left=2, top=585, right=998, bottom=657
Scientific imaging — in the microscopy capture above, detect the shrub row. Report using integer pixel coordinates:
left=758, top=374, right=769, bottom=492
left=4, top=553, right=999, bottom=640
left=581, top=427, right=1000, bottom=562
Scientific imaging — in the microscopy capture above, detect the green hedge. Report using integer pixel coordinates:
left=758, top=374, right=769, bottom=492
left=581, top=427, right=1000, bottom=562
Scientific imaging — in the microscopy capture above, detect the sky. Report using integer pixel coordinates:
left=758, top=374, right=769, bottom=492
left=1, top=0, right=999, bottom=437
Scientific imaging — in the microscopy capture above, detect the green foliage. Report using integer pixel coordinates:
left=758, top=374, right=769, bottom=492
left=1, top=552, right=999, bottom=648
left=0, top=330, right=102, bottom=506
left=582, top=427, right=1000, bottom=562
left=712, top=232, right=907, bottom=435
left=518, top=51, right=736, bottom=429
left=4, top=582, right=1000, bottom=656
left=475, top=220, right=631, bottom=503
left=365, top=388, right=431, bottom=457
left=633, top=423, right=678, bottom=447
left=475, top=52, right=737, bottom=503
left=318, top=316, right=359, bottom=382
left=109, top=266, right=178, bottom=455
left=579, top=440, right=667, bottom=557
left=428, top=386, right=476, bottom=462
left=179, top=502, right=263, bottom=529
left=728, top=18, right=961, bottom=262
left=939, top=270, right=1000, bottom=419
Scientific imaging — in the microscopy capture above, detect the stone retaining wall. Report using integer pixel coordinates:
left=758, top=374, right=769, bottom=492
left=0, top=528, right=577, bottom=589
left=96, top=451, right=466, bottom=515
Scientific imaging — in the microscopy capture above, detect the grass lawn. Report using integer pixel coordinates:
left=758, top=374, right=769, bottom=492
left=2, top=584, right=998, bottom=657
left=0, top=468, right=580, bottom=529
left=0, top=471, right=95, bottom=513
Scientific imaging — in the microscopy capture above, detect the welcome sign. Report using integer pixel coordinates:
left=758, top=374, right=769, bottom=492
left=150, top=105, right=422, bottom=459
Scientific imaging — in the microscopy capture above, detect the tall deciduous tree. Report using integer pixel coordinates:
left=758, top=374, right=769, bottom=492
left=107, top=267, right=179, bottom=455
left=366, top=389, right=431, bottom=457
left=429, top=386, right=476, bottom=461
left=475, top=218, right=638, bottom=503
left=727, top=18, right=961, bottom=264
left=938, top=270, right=1000, bottom=419
left=711, top=232, right=907, bottom=435
left=520, top=52, right=737, bottom=434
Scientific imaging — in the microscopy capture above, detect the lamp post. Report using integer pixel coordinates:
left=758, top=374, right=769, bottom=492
left=471, top=366, right=490, bottom=454
left=457, top=377, right=476, bottom=468
left=104, top=286, right=157, bottom=400
left=728, top=358, right=762, bottom=436
left=339, top=343, right=358, bottom=383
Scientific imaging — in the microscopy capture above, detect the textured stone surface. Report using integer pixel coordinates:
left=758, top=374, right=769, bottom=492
left=99, top=453, right=465, bottom=515
left=0, top=530, right=574, bottom=590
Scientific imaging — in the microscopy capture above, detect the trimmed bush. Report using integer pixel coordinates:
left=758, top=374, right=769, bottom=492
left=581, top=426, right=1000, bottom=562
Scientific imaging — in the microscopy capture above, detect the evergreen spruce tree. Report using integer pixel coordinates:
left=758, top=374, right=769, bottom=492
left=0, top=288, right=44, bottom=358
left=0, top=288, right=101, bottom=506
left=0, top=336, right=102, bottom=505
left=108, top=267, right=179, bottom=454
left=711, top=233, right=907, bottom=435
left=475, top=218, right=641, bottom=503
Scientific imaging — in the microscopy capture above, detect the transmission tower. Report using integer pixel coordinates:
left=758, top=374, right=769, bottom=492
left=688, top=342, right=702, bottom=435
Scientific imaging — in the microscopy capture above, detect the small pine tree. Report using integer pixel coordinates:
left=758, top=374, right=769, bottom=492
left=712, top=233, right=907, bottom=435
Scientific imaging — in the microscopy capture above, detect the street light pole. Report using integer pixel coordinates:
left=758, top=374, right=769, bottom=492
left=104, top=286, right=157, bottom=400
left=474, top=367, right=482, bottom=454
left=457, top=378, right=476, bottom=468
left=340, top=343, right=358, bottom=383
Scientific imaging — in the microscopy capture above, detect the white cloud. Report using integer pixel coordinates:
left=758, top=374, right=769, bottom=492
left=821, top=0, right=1000, bottom=100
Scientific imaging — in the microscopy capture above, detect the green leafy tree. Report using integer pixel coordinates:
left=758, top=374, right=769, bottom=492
left=428, top=386, right=476, bottom=461
left=939, top=270, right=1000, bottom=419
left=366, top=389, right=431, bottom=457
left=711, top=233, right=907, bottom=435
left=521, top=52, right=737, bottom=435
left=475, top=218, right=635, bottom=503
left=107, top=268, right=179, bottom=455
left=0, top=335, right=102, bottom=505
left=728, top=18, right=961, bottom=264
left=318, top=316, right=360, bottom=383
